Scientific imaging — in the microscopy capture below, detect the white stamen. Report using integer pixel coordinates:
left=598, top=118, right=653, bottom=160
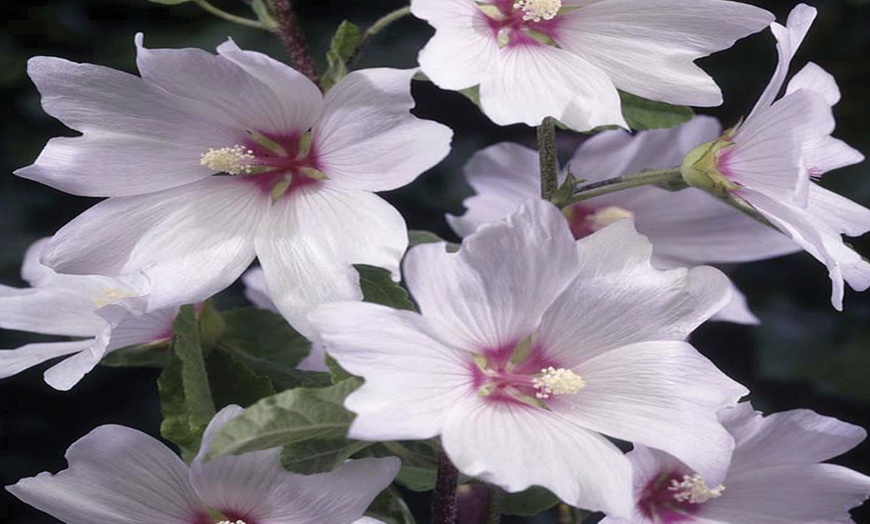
left=216, top=520, right=247, bottom=524
left=90, top=288, right=137, bottom=308
left=588, top=206, right=635, bottom=230
left=200, top=145, right=256, bottom=175
left=532, top=367, right=586, bottom=399
left=513, top=0, right=562, bottom=22
left=669, top=474, right=725, bottom=504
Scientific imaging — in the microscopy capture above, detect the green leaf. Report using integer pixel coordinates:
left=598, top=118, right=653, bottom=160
left=365, top=487, right=417, bottom=524
left=206, top=348, right=275, bottom=409
left=249, top=0, right=278, bottom=30
left=372, top=440, right=439, bottom=492
left=355, top=264, right=415, bottom=311
left=100, top=340, right=171, bottom=368
left=217, top=308, right=329, bottom=390
left=157, top=354, right=200, bottom=460
left=458, top=85, right=481, bottom=108
left=280, top=438, right=373, bottom=474
left=325, top=354, right=355, bottom=384
left=619, top=91, right=694, bottom=130
left=206, top=378, right=362, bottom=459
left=321, top=20, right=362, bottom=91
left=502, top=486, right=560, bottom=516
left=408, top=229, right=446, bottom=246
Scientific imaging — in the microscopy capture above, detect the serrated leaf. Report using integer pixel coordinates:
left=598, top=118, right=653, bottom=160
left=280, top=438, right=373, bottom=474
left=365, top=487, right=417, bottom=524
left=207, top=378, right=362, bottom=459
left=355, top=264, right=415, bottom=311
left=217, top=308, right=328, bottom=390
left=502, top=486, right=560, bottom=516
left=206, top=348, right=275, bottom=408
left=321, top=20, right=362, bottom=91
left=620, top=91, right=694, bottom=130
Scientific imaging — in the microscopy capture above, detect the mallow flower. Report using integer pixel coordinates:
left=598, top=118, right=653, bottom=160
left=0, top=238, right=176, bottom=390
left=17, top=35, right=452, bottom=335
left=681, top=4, right=870, bottom=309
left=601, top=402, right=870, bottom=523
left=6, top=405, right=400, bottom=524
left=411, top=0, right=774, bottom=130
left=448, top=117, right=800, bottom=324
left=309, top=199, right=748, bottom=516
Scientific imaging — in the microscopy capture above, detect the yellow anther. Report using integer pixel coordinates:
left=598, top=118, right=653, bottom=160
left=669, top=474, right=725, bottom=504
left=90, top=288, right=137, bottom=308
left=514, top=0, right=562, bottom=22
left=200, top=145, right=256, bottom=175
left=532, top=367, right=586, bottom=399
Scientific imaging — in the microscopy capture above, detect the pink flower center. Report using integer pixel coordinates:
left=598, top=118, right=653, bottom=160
left=479, top=0, right=563, bottom=48
left=638, top=470, right=725, bottom=523
left=469, top=337, right=584, bottom=407
left=200, top=131, right=324, bottom=201
left=564, top=204, right=635, bottom=239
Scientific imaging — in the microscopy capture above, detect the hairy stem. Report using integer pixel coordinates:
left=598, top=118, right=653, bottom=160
left=269, top=0, right=319, bottom=83
left=538, top=117, right=559, bottom=201
left=348, top=6, right=413, bottom=67
left=192, top=0, right=268, bottom=29
left=567, top=167, right=683, bottom=204
left=432, top=451, right=460, bottom=524
left=485, top=486, right=504, bottom=524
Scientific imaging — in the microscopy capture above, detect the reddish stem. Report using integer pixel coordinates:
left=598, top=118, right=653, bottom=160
left=269, top=0, right=319, bottom=84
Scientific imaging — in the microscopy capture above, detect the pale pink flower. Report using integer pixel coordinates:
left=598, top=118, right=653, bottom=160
left=601, top=403, right=870, bottom=523
left=448, top=117, right=800, bottom=324
left=18, top=35, right=452, bottom=335
left=411, top=0, right=773, bottom=130
left=0, top=238, right=175, bottom=390
left=7, top=405, right=399, bottom=524
left=682, top=4, right=870, bottom=309
left=309, top=200, right=747, bottom=516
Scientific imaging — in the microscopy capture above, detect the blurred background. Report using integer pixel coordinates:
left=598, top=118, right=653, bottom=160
left=0, top=0, right=868, bottom=522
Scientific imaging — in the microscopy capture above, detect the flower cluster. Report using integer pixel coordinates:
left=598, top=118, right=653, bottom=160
left=2, top=1, right=869, bottom=523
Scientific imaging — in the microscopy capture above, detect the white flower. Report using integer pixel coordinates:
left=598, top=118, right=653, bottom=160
left=241, top=267, right=328, bottom=372
left=681, top=4, right=870, bottom=310
left=0, top=238, right=175, bottom=390
left=448, top=117, right=800, bottom=324
left=17, top=34, right=452, bottom=336
left=411, top=0, right=773, bottom=130
left=309, top=200, right=747, bottom=516
left=6, top=405, right=400, bottom=524
left=601, top=403, right=870, bottom=523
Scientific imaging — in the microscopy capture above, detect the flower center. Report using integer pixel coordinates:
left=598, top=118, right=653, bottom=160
left=216, top=521, right=247, bottom=524
left=514, top=0, right=561, bottom=22
left=564, top=205, right=635, bottom=239
left=200, top=131, right=326, bottom=202
left=471, top=337, right=583, bottom=408
left=639, top=470, right=725, bottom=523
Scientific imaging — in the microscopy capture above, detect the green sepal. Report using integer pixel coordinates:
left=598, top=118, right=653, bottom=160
left=321, top=20, right=362, bottom=91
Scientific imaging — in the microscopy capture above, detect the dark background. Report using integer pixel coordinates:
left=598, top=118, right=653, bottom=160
left=0, top=0, right=869, bottom=522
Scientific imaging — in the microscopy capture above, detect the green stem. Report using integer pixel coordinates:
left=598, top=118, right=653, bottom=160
left=538, top=117, right=559, bottom=201
left=485, top=486, right=504, bottom=524
left=567, top=167, right=683, bottom=204
left=348, top=6, right=413, bottom=67
left=192, top=0, right=270, bottom=30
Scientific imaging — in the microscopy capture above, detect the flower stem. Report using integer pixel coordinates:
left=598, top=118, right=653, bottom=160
left=192, top=0, right=269, bottom=30
left=567, top=167, right=683, bottom=204
left=269, top=0, right=319, bottom=84
left=485, top=486, right=504, bottom=524
left=538, top=117, right=559, bottom=201
left=348, top=6, right=413, bottom=68
left=432, top=451, right=459, bottom=524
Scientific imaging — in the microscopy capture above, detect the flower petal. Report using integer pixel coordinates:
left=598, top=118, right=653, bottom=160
left=404, top=199, right=579, bottom=351
left=6, top=425, right=203, bottom=524
left=557, top=0, right=773, bottom=106
left=255, top=187, right=407, bottom=337
left=441, top=397, right=634, bottom=517
left=562, top=340, right=747, bottom=486
left=314, top=68, right=453, bottom=192
left=479, top=43, right=626, bottom=130
left=309, top=303, right=472, bottom=441
left=703, top=463, right=870, bottom=524
left=446, top=142, right=541, bottom=238
left=0, top=340, right=94, bottom=384
left=0, top=284, right=106, bottom=337
left=42, top=178, right=264, bottom=312
left=537, top=220, right=731, bottom=364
